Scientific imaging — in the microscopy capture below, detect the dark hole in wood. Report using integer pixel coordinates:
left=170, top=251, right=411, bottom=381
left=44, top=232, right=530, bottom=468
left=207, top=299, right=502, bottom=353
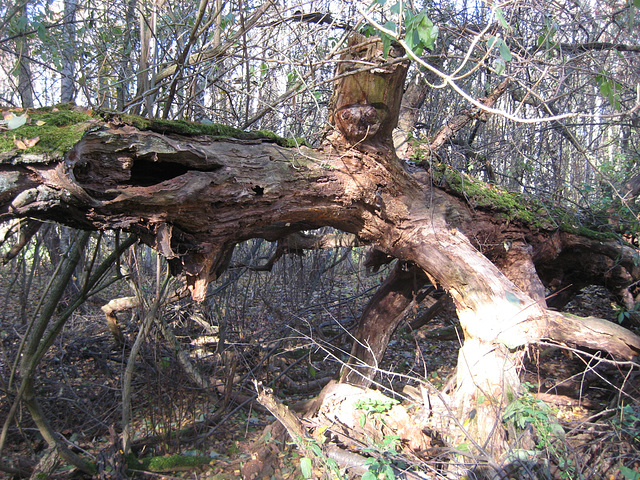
left=252, top=185, right=264, bottom=196
left=130, top=159, right=190, bottom=186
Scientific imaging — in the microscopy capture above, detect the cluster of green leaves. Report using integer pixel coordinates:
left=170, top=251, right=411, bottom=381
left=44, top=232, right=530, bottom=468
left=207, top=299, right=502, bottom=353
left=612, top=404, right=640, bottom=444
left=403, top=10, right=439, bottom=55
left=596, top=72, right=625, bottom=111
left=503, top=383, right=582, bottom=479
left=297, top=433, right=344, bottom=480
left=611, top=405, right=640, bottom=479
left=614, top=302, right=640, bottom=325
left=503, top=383, right=565, bottom=452
left=355, top=396, right=399, bottom=427
left=362, top=435, right=401, bottom=480
left=366, top=0, right=438, bottom=56
left=353, top=397, right=404, bottom=480
left=503, top=383, right=580, bottom=478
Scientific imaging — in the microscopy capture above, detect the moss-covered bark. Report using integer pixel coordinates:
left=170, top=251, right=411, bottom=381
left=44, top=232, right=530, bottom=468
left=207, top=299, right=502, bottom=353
left=1, top=35, right=639, bottom=463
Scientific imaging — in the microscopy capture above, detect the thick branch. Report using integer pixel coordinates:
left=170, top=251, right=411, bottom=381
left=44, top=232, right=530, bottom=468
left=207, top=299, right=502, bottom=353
left=559, top=42, right=640, bottom=53
left=543, top=312, right=640, bottom=360
left=419, top=77, right=510, bottom=162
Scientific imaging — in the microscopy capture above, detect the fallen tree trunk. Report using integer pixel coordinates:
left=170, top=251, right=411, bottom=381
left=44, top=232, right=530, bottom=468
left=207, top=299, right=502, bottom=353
left=1, top=34, right=639, bottom=459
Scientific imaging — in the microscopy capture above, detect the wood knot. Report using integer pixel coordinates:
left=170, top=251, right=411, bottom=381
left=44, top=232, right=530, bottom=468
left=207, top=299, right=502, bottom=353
left=335, top=103, right=382, bottom=142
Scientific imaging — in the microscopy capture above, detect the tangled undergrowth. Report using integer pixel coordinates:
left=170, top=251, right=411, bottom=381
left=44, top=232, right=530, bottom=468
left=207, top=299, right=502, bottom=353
left=1, top=241, right=639, bottom=480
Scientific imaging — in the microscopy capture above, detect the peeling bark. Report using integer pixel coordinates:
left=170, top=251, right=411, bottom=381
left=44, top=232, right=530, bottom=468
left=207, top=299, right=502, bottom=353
left=1, top=34, right=639, bottom=456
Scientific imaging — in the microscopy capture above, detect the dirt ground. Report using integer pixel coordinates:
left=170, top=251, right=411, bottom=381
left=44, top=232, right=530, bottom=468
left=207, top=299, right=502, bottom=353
left=1, top=259, right=639, bottom=479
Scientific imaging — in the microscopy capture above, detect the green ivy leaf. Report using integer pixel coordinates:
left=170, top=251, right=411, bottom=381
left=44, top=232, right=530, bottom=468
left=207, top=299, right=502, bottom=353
left=499, top=40, right=512, bottom=61
left=418, top=16, right=438, bottom=51
left=35, top=22, right=48, bottom=43
left=16, top=15, right=28, bottom=31
left=383, top=464, right=396, bottom=479
left=457, top=442, right=470, bottom=452
left=300, top=457, right=313, bottom=479
left=307, top=363, right=316, bottom=378
left=362, top=471, right=378, bottom=480
left=308, top=443, right=322, bottom=457
left=495, top=8, right=510, bottom=30
left=381, top=21, right=397, bottom=57
left=383, top=20, right=397, bottom=35
left=620, top=466, right=640, bottom=480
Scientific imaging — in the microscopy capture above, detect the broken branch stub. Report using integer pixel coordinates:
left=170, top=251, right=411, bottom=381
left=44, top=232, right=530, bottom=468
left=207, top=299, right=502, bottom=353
left=328, top=34, right=409, bottom=145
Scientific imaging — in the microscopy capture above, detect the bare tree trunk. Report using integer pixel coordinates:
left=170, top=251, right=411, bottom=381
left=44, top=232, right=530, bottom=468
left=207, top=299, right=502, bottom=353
left=0, top=231, right=91, bottom=467
left=0, top=232, right=136, bottom=468
left=60, top=0, right=77, bottom=103
left=15, top=3, right=34, bottom=108
left=116, top=0, right=137, bottom=111
left=135, top=0, right=157, bottom=116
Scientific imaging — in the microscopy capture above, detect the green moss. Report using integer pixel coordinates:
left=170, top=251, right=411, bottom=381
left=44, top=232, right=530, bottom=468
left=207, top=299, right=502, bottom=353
left=1, top=105, right=307, bottom=160
left=0, top=105, right=94, bottom=159
left=127, top=453, right=211, bottom=472
left=109, top=113, right=307, bottom=148
left=430, top=162, right=621, bottom=240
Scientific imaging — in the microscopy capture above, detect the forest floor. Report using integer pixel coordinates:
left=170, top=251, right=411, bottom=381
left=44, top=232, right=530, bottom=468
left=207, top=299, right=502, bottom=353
left=1, top=263, right=639, bottom=479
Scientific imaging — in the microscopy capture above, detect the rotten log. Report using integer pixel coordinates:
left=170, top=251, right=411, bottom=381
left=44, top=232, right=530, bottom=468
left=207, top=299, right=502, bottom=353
left=1, top=35, right=640, bottom=455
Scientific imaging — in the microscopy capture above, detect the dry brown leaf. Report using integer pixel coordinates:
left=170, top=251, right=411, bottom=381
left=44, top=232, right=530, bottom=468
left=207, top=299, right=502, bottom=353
left=14, top=135, right=39, bottom=150
left=13, top=136, right=26, bottom=149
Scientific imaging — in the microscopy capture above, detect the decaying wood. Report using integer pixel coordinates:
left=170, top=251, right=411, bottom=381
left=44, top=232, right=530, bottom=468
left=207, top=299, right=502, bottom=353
left=101, top=296, right=137, bottom=344
left=1, top=33, right=639, bottom=460
left=254, top=381, right=312, bottom=447
left=251, top=381, right=328, bottom=478
left=101, top=288, right=188, bottom=344
left=328, top=34, right=409, bottom=145
left=312, top=381, right=433, bottom=475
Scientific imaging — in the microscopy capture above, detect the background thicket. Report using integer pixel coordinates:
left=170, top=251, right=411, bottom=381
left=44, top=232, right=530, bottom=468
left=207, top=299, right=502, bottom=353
left=1, top=0, right=639, bottom=478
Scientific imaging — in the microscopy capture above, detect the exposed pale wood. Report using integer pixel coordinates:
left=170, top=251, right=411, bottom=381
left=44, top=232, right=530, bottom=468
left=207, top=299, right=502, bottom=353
left=1, top=34, right=639, bottom=456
